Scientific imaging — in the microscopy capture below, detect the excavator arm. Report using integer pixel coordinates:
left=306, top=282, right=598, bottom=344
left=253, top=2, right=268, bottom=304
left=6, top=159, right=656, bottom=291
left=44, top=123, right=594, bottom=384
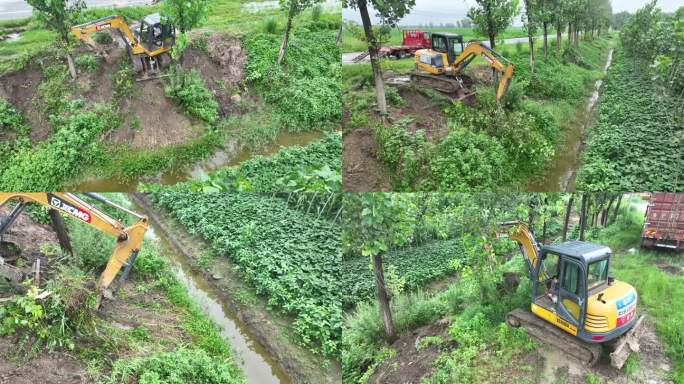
left=498, top=221, right=547, bottom=281
left=0, top=193, right=148, bottom=296
left=453, top=42, right=514, bottom=101
left=70, top=15, right=141, bottom=57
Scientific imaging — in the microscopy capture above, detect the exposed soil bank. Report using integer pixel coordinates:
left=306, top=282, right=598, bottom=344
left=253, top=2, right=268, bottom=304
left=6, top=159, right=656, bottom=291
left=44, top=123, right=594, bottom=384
left=130, top=193, right=341, bottom=384
left=528, top=48, right=614, bottom=192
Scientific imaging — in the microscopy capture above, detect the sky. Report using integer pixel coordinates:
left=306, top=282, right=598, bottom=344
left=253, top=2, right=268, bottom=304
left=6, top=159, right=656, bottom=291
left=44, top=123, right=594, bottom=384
left=342, top=0, right=683, bottom=26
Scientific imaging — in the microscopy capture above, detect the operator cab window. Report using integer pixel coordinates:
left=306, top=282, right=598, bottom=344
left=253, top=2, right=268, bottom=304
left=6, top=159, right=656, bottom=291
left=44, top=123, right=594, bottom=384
left=562, top=261, right=581, bottom=296
left=451, top=39, right=463, bottom=54
left=433, top=36, right=447, bottom=53
left=587, top=259, right=608, bottom=291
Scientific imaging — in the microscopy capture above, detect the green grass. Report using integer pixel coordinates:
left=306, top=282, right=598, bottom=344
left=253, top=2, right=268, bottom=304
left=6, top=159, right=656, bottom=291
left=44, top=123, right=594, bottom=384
left=340, top=26, right=543, bottom=53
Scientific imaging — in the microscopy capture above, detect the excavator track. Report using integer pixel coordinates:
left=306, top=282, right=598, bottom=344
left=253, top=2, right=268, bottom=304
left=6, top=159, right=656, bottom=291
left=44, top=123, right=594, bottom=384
left=409, top=71, right=476, bottom=101
left=506, top=308, right=602, bottom=366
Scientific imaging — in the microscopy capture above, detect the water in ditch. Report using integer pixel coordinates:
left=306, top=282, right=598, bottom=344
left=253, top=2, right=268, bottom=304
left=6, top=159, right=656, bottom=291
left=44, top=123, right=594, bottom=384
left=528, top=48, right=614, bottom=192
left=72, top=130, right=324, bottom=192
left=132, top=200, right=291, bottom=384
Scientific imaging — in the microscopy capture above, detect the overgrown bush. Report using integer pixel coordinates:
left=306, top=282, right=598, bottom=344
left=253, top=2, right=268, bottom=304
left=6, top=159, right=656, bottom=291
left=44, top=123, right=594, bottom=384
left=165, top=66, right=219, bottom=124
left=75, top=53, right=100, bottom=72
left=243, top=31, right=341, bottom=130
left=105, top=348, right=245, bottom=384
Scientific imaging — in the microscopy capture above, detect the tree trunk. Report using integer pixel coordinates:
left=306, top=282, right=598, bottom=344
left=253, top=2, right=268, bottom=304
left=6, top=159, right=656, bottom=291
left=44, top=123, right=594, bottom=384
left=568, top=24, right=573, bottom=48
left=562, top=195, right=574, bottom=242
left=489, top=34, right=496, bottom=49
left=66, top=53, right=77, bottom=80
left=611, top=195, right=623, bottom=224
left=358, top=0, right=387, bottom=115
left=277, top=6, right=295, bottom=65
left=603, top=196, right=616, bottom=226
left=372, top=254, right=396, bottom=343
left=556, top=25, right=562, bottom=58
left=543, top=22, right=548, bottom=58
left=579, top=194, right=588, bottom=241
left=49, top=209, right=72, bottom=255
left=336, top=22, right=343, bottom=46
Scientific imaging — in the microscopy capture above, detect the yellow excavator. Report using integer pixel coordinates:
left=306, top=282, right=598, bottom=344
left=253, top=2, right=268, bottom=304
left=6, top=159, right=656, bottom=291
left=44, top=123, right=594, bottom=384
left=70, top=13, right=175, bottom=77
left=0, top=193, right=148, bottom=305
left=499, top=221, right=645, bottom=368
left=412, top=32, right=514, bottom=101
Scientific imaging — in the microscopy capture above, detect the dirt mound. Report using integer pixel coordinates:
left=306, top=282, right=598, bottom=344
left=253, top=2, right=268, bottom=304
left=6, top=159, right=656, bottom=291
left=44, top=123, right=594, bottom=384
left=183, top=33, right=245, bottom=116
left=0, top=67, right=49, bottom=142
left=109, top=79, right=197, bottom=150
left=369, top=321, right=452, bottom=384
left=391, top=86, right=450, bottom=140
left=343, top=128, right=392, bottom=192
left=0, top=339, right=88, bottom=384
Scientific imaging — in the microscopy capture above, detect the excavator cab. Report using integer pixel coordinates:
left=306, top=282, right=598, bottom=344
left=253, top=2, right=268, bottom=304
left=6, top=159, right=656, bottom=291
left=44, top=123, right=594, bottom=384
left=430, top=32, right=465, bottom=67
left=135, top=13, right=175, bottom=52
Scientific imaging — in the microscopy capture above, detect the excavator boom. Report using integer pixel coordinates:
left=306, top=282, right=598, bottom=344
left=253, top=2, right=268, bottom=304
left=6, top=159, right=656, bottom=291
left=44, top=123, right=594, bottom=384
left=453, top=42, right=514, bottom=101
left=0, top=193, right=148, bottom=300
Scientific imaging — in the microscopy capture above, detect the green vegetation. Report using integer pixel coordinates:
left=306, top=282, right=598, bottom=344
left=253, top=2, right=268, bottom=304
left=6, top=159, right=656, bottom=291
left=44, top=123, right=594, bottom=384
left=165, top=67, right=219, bottom=124
left=182, top=132, right=342, bottom=192
left=244, top=31, right=341, bottom=130
left=341, top=239, right=462, bottom=307
left=577, top=4, right=684, bottom=191
left=148, top=192, right=341, bottom=357
left=0, top=100, right=31, bottom=166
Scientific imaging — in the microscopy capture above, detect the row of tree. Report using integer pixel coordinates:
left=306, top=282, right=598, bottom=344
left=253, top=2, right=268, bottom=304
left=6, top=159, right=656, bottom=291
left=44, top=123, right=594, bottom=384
left=620, top=1, right=684, bottom=96
left=343, top=192, right=631, bottom=342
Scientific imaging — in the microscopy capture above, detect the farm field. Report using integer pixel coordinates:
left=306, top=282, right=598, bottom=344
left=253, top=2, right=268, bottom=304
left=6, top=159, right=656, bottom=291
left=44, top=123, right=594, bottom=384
left=0, top=191, right=342, bottom=383
left=341, top=2, right=683, bottom=192
left=341, top=193, right=684, bottom=384
left=0, top=0, right=342, bottom=192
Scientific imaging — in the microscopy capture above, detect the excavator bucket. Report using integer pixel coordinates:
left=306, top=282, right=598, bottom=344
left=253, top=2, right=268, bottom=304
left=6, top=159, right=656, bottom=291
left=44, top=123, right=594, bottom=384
left=609, top=315, right=646, bottom=369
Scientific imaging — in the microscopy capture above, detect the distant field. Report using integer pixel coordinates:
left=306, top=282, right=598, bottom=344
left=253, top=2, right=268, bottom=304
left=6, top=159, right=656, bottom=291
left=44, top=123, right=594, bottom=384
left=340, top=26, right=550, bottom=53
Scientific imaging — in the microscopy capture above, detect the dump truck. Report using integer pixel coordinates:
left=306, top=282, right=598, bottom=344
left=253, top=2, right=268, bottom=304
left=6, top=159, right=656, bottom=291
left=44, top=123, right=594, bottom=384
left=642, top=193, right=684, bottom=251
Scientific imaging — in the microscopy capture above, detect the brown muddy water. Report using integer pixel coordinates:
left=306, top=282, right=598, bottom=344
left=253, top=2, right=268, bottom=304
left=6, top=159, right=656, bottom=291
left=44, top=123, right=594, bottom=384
left=73, top=130, right=324, bottom=192
left=128, top=198, right=291, bottom=384
left=528, top=48, right=614, bottom=192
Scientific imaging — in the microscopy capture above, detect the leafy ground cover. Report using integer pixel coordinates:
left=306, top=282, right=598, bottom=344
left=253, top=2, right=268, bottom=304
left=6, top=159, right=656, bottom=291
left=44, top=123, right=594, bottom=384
left=576, top=46, right=684, bottom=191
left=148, top=192, right=342, bottom=357
left=170, top=131, right=342, bottom=192
left=341, top=239, right=463, bottom=307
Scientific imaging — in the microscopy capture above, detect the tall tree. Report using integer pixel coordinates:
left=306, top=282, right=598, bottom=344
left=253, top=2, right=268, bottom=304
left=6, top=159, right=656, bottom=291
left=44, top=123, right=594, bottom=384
left=468, top=0, right=519, bottom=49
left=278, top=0, right=323, bottom=65
left=579, top=193, right=588, bottom=241
left=342, top=193, right=413, bottom=343
left=562, top=194, right=574, bottom=242
left=522, top=0, right=537, bottom=74
left=344, top=0, right=415, bottom=116
left=26, top=0, right=85, bottom=80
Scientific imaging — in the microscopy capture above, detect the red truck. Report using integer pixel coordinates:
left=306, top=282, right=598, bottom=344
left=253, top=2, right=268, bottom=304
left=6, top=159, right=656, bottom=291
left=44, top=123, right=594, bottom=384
left=351, top=30, right=432, bottom=63
left=642, top=193, right=684, bottom=251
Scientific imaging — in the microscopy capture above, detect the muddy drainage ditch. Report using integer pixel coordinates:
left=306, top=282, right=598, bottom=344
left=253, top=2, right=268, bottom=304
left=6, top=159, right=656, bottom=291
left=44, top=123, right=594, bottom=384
left=127, top=195, right=291, bottom=384
left=128, top=193, right=341, bottom=384
left=529, top=48, right=614, bottom=192
left=73, top=130, right=324, bottom=192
